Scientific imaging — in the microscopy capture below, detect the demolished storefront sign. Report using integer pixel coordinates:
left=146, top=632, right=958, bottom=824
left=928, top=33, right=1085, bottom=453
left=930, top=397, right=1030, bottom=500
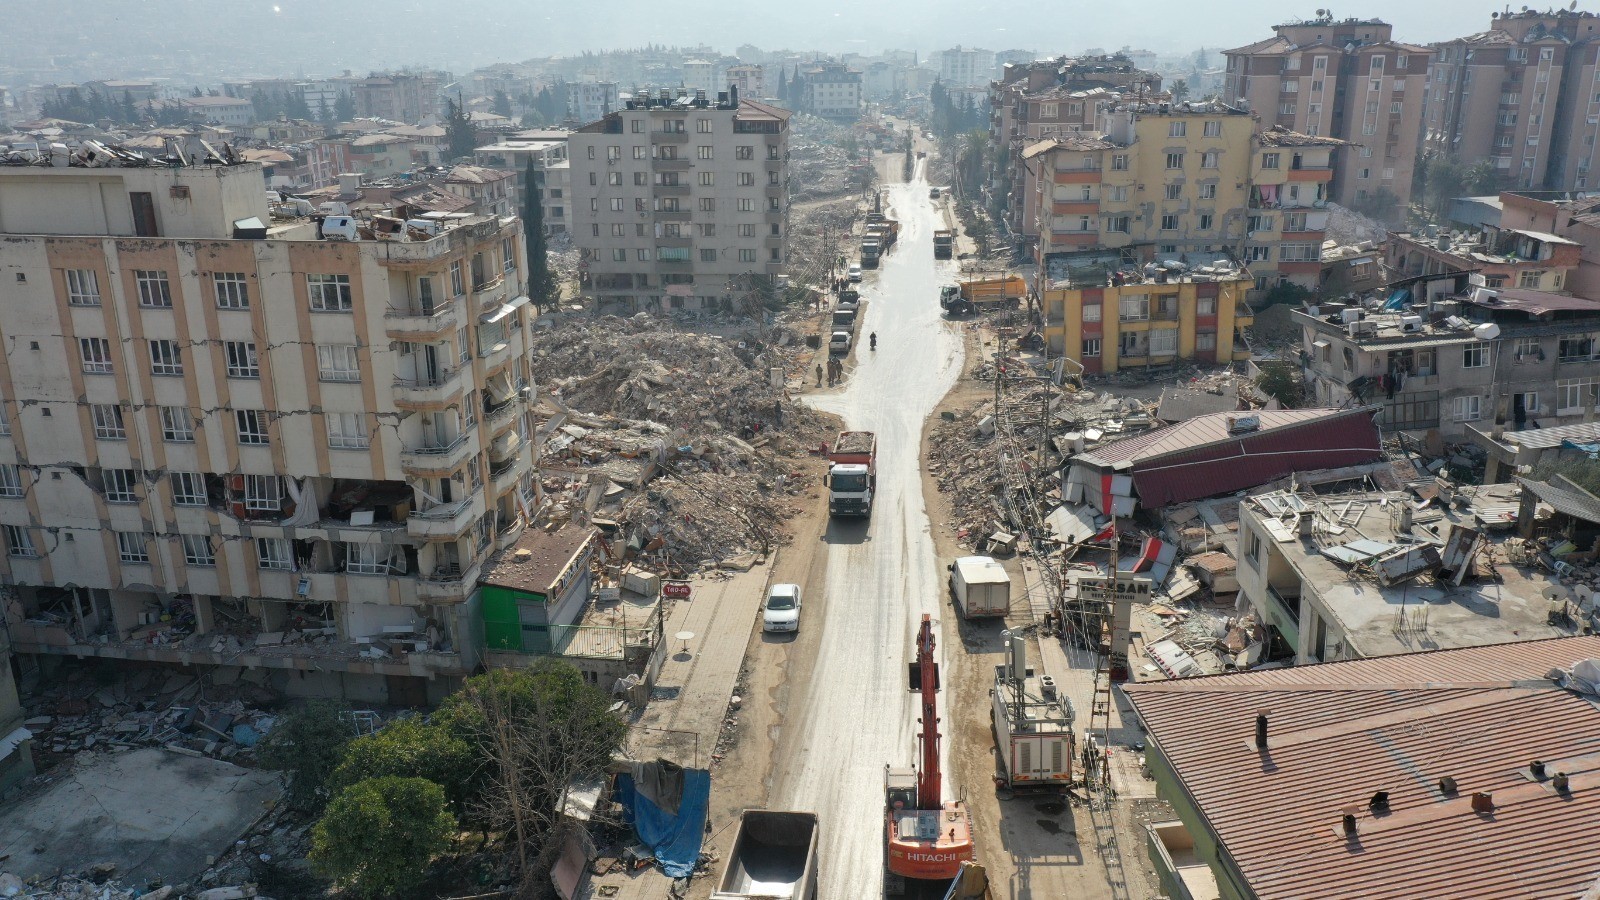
left=1071, top=574, right=1152, bottom=669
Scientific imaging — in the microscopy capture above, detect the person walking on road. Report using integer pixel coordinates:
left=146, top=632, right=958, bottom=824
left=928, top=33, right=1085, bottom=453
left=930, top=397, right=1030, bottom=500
left=815, top=364, right=823, bottom=387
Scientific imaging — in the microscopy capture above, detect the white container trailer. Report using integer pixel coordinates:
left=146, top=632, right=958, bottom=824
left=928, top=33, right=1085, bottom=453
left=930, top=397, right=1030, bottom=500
left=950, top=556, right=1011, bottom=619
left=990, top=632, right=1075, bottom=791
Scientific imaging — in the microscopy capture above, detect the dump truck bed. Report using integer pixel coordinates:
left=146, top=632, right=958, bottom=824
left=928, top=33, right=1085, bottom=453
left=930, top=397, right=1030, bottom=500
left=712, top=810, right=819, bottom=900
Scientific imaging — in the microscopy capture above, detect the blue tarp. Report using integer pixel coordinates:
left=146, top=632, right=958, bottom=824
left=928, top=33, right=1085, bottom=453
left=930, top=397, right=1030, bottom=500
left=615, top=767, right=710, bottom=878
left=1562, top=439, right=1600, bottom=459
left=1383, top=288, right=1412, bottom=311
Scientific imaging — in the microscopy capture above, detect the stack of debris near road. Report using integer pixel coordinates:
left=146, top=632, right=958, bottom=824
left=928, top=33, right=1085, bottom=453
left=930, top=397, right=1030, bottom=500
left=529, top=316, right=835, bottom=572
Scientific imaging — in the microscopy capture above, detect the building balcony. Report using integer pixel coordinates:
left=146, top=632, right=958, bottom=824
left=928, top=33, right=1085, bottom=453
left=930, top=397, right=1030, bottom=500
left=392, top=369, right=464, bottom=409
left=653, top=131, right=690, bottom=143
left=407, top=490, right=485, bottom=539
left=401, top=433, right=476, bottom=474
left=654, top=208, right=692, bottom=221
left=489, top=428, right=525, bottom=464
left=652, top=183, right=691, bottom=197
left=490, top=452, right=528, bottom=495
left=473, top=273, right=508, bottom=308
left=651, top=157, right=691, bottom=171
left=1287, top=166, right=1333, bottom=182
left=1052, top=200, right=1101, bottom=215
left=656, top=235, right=693, bottom=247
left=764, top=157, right=785, bottom=171
left=765, top=183, right=786, bottom=197
left=1053, top=169, right=1103, bottom=184
left=417, top=555, right=484, bottom=600
left=765, top=211, right=787, bottom=224
left=487, top=396, right=522, bottom=434
left=384, top=303, right=459, bottom=340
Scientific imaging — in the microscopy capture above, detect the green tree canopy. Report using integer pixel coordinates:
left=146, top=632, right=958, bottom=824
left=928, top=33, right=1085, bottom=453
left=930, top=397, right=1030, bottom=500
left=310, top=776, right=455, bottom=899
left=256, top=699, right=353, bottom=811
left=329, top=717, right=476, bottom=813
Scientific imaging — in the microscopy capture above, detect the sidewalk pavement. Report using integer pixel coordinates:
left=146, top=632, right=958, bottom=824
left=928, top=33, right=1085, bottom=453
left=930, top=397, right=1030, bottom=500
left=582, top=561, right=773, bottom=900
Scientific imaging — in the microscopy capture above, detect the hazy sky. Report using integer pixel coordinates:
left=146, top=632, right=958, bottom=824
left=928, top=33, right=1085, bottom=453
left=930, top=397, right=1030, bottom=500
left=10, top=1, right=1531, bottom=78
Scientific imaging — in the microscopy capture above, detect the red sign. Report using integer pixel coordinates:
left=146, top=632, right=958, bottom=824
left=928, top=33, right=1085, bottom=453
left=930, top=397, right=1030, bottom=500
left=662, top=581, right=692, bottom=599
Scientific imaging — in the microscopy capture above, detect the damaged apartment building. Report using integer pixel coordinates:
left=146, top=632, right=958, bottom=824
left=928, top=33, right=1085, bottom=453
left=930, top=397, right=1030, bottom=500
left=569, top=90, right=790, bottom=313
left=0, top=149, right=536, bottom=706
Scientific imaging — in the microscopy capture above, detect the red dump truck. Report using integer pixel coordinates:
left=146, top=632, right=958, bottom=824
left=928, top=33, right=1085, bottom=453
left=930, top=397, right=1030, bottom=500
left=826, top=431, right=876, bottom=517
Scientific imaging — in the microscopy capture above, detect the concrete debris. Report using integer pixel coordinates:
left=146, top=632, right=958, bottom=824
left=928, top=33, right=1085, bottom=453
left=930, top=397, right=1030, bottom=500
left=0, top=874, right=260, bottom=900
left=529, top=317, right=835, bottom=570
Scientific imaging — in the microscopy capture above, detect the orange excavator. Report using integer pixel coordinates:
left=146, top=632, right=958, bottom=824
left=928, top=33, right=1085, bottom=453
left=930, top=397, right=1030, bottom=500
left=884, top=614, right=975, bottom=897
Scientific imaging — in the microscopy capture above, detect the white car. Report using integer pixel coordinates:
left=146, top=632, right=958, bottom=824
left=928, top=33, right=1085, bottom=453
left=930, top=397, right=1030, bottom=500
left=763, top=583, right=803, bottom=633
left=848, top=264, right=862, bottom=282
left=828, top=331, right=852, bottom=355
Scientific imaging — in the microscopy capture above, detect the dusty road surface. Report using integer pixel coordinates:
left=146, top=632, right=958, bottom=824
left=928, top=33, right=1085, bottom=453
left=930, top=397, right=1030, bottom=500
left=764, top=157, right=966, bottom=896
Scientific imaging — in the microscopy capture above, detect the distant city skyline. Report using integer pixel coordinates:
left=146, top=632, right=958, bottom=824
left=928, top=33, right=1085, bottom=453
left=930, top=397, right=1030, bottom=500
left=1, top=0, right=1537, bottom=86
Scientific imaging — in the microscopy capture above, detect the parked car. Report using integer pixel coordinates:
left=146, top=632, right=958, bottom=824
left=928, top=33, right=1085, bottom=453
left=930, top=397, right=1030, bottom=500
left=929, top=187, right=940, bottom=199
left=828, top=331, right=853, bottom=356
left=763, top=583, right=803, bottom=633
left=848, top=264, right=862, bottom=282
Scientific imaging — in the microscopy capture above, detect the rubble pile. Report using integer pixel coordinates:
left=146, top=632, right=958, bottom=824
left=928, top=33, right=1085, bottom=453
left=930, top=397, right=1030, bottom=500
left=530, top=318, right=836, bottom=568
left=20, top=667, right=278, bottom=766
left=0, top=874, right=271, bottom=899
left=788, top=115, right=864, bottom=200
left=928, top=401, right=1003, bottom=547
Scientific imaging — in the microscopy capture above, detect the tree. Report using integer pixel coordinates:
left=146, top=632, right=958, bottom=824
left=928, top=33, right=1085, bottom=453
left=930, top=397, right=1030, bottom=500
left=1351, top=186, right=1401, bottom=224
left=119, top=90, right=138, bottom=125
left=329, top=717, right=475, bottom=814
left=334, top=92, right=356, bottom=122
left=1463, top=159, right=1500, bottom=196
left=435, top=663, right=626, bottom=880
left=285, top=90, right=312, bottom=120
left=257, top=700, right=354, bottom=811
left=1171, top=78, right=1190, bottom=102
left=310, top=776, right=454, bottom=899
left=492, top=89, right=513, bottom=119
left=445, top=97, right=476, bottom=161
left=1255, top=361, right=1304, bottom=408
left=523, top=159, right=559, bottom=313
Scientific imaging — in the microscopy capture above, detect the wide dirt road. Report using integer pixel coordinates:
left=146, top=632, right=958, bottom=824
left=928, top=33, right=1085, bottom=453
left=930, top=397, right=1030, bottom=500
left=772, top=159, right=966, bottom=895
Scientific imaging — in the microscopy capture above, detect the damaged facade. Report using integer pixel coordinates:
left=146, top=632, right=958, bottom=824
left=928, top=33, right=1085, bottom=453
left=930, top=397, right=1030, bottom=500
left=0, top=156, right=537, bottom=706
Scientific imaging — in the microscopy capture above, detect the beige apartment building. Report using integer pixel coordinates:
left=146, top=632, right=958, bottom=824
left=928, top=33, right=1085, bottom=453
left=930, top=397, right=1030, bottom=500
left=571, top=93, right=791, bottom=312
left=0, top=159, right=536, bottom=706
left=1225, top=16, right=1429, bottom=217
left=1026, top=100, right=1339, bottom=298
left=1426, top=9, right=1600, bottom=192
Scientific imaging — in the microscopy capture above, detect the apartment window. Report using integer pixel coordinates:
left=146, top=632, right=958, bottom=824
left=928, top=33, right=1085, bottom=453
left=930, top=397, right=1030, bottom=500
left=160, top=406, right=194, bottom=442
left=1107, top=185, right=1128, bottom=202
left=0, top=465, right=22, bottom=498
left=699, top=198, right=717, bottom=212
left=4, top=525, right=34, bottom=558
left=1559, top=377, right=1600, bottom=414
left=739, top=249, right=757, bottom=263
left=1165, top=152, right=1184, bottom=170
left=739, top=198, right=755, bottom=211
left=737, top=171, right=756, bottom=187
left=1520, top=270, right=1547, bottom=289
left=1149, top=328, right=1179, bottom=356
left=1201, top=151, right=1219, bottom=169
left=1119, top=297, right=1150, bottom=321
left=235, top=409, right=270, bottom=445
left=1360, top=168, right=1371, bottom=179
left=606, top=145, right=621, bottom=161
left=1462, top=341, right=1489, bottom=369
left=327, top=412, right=369, bottom=449
left=610, top=223, right=626, bottom=237
left=1203, top=120, right=1222, bottom=137
left=117, top=532, right=149, bottom=564
left=345, top=543, right=392, bottom=575
left=1514, top=337, right=1542, bottom=359
left=1281, top=81, right=1299, bottom=93
left=149, top=340, right=183, bottom=376
left=1199, top=183, right=1217, bottom=200
left=698, top=171, right=715, bottom=187
left=182, top=535, right=214, bottom=567
left=1451, top=395, right=1482, bottom=422
left=739, top=223, right=756, bottom=237
left=698, top=145, right=714, bottom=160
left=214, top=272, right=249, bottom=309
left=1111, top=155, right=1128, bottom=170
left=1279, top=102, right=1297, bottom=116
left=1198, top=213, right=1214, bottom=230
left=606, top=171, right=622, bottom=186
left=1107, top=216, right=1130, bottom=233
left=637, top=248, right=652, bottom=261
left=1247, top=529, right=1262, bottom=568
left=79, top=337, right=114, bottom=373
left=630, top=119, right=643, bottom=133
left=1262, top=152, right=1280, bottom=169
left=1559, top=334, right=1599, bottom=361
left=256, top=537, right=291, bottom=570
left=700, top=223, right=716, bottom=237
left=1164, top=183, right=1183, bottom=201
left=1168, top=121, right=1187, bottom=137
left=224, top=341, right=259, bottom=378
left=135, top=270, right=172, bottom=308
left=1082, top=337, right=1101, bottom=357
left=1196, top=331, right=1217, bottom=351
left=586, top=146, right=596, bottom=160
left=1308, top=103, right=1322, bottom=115
left=736, top=145, right=755, bottom=160
left=611, top=248, right=627, bottom=262
left=66, top=269, right=100, bottom=306
left=92, top=404, right=125, bottom=439
left=700, top=249, right=717, bottom=262
left=1082, top=303, right=1102, bottom=322
left=609, top=198, right=625, bottom=212
left=1160, top=214, right=1179, bottom=230
left=171, top=472, right=206, bottom=506
left=243, top=474, right=280, bottom=512
left=104, top=468, right=139, bottom=503
left=0, top=402, right=11, bottom=436
left=696, top=118, right=712, bottom=133
left=308, top=273, right=352, bottom=311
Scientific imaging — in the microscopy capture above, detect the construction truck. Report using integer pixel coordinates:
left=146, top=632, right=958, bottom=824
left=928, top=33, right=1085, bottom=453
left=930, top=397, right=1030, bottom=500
left=941, top=276, right=1025, bottom=316
left=861, top=238, right=882, bottom=269
left=865, top=215, right=900, bottom=252
left=933, top=229, right=954, bottom=259
left=886, top=614, right=975, bottom=896
left=826, top=431, right=875, bottom=517
left=949, top=556, right=1011, bottom=619
left=711, top=810, right=819, bottom=900
left=990, top=630, right=1075, bottom=792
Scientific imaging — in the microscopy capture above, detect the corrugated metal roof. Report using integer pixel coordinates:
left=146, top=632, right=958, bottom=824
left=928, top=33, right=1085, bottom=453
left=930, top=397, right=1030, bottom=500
left=1519, top=476, right=1600, bottom=524
left=1127, top=635, right=1600, bottom=900
left=1502, top=420, right=1600, bottom=451
left=1081, top=408, right=1365, bottom=466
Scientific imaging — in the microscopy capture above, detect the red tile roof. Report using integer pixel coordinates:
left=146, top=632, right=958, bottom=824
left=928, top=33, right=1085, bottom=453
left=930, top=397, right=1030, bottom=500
left=1127, top=635, right=1600, bottom=900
